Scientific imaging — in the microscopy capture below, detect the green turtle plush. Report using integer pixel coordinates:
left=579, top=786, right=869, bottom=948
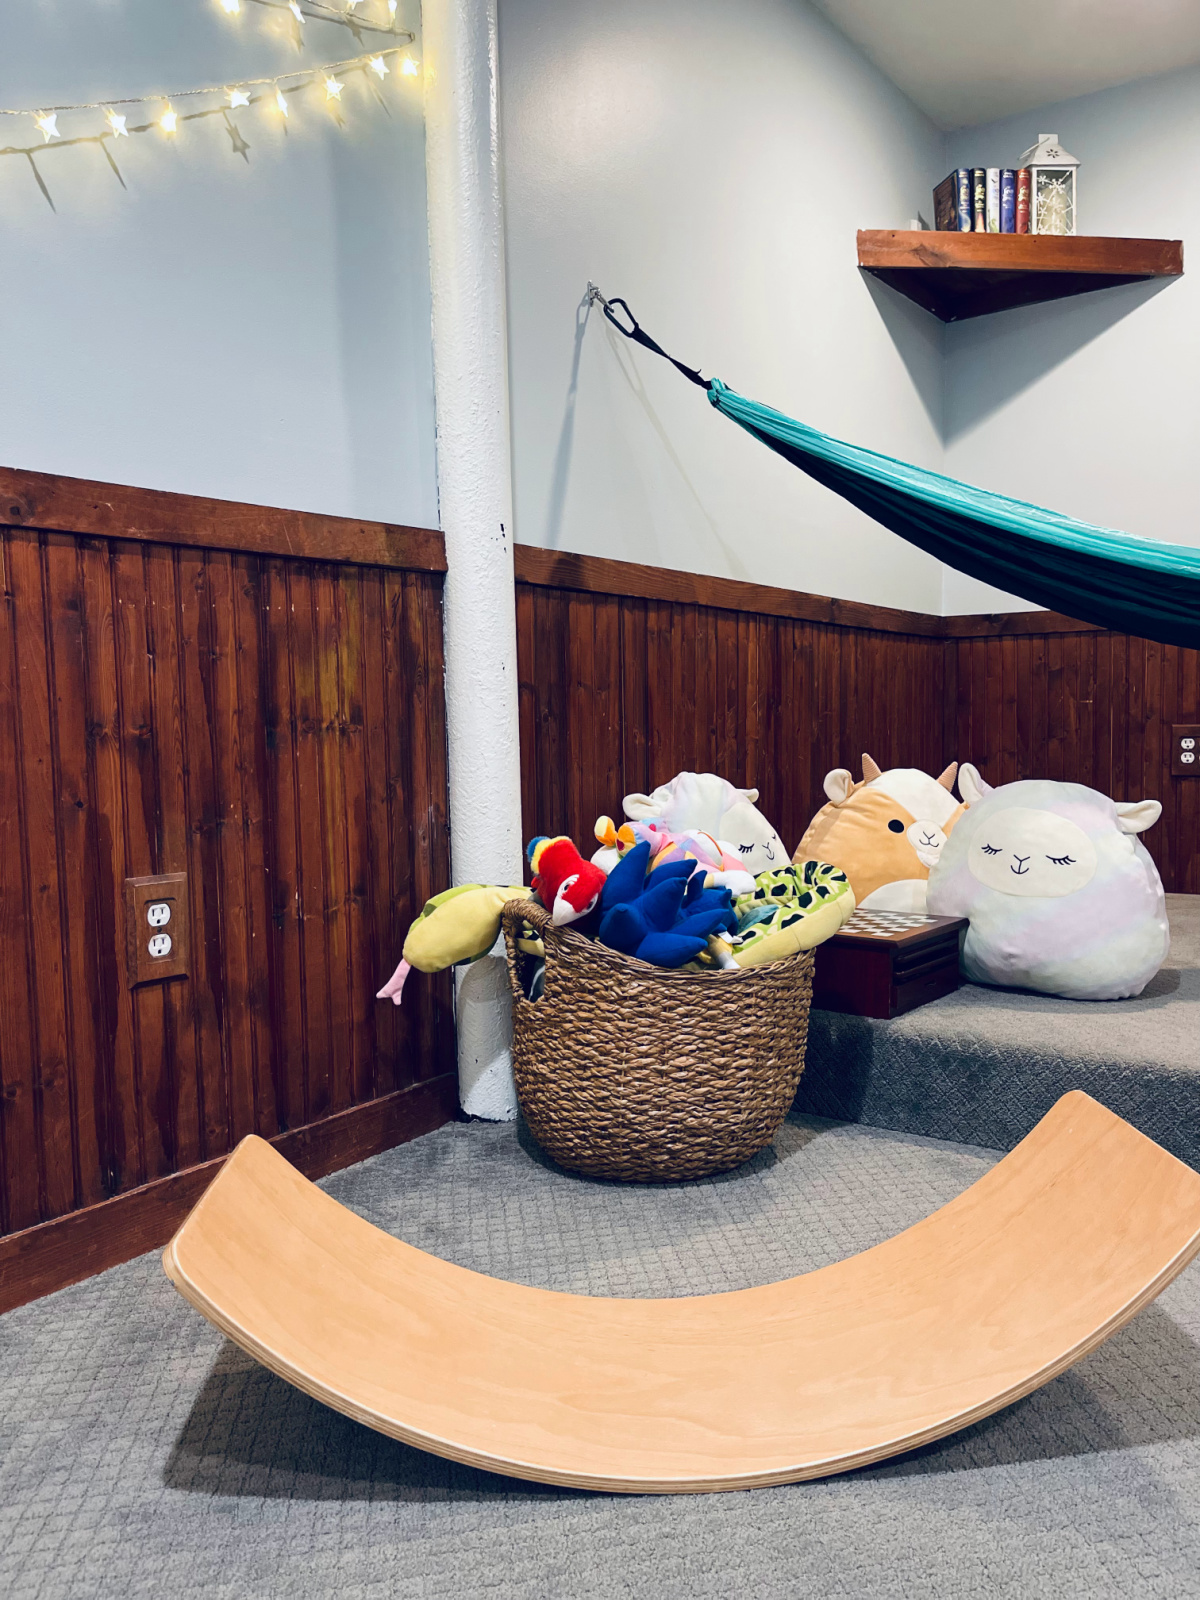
left=730, top=861, right=855, bottom=967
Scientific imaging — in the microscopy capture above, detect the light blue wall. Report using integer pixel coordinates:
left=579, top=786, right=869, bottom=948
left=498, top=0, right=949, bottom=611
left=499, top=3, right=1200, bottom=617
left=0, top=0, right=438, bottom=529
left=942, top=65, right=1200, bottom=612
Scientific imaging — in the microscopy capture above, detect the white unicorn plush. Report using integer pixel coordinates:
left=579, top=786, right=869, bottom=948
left=927, top=764, right=1169, bottom=1000
left=617, top=772, right=788, bottom=877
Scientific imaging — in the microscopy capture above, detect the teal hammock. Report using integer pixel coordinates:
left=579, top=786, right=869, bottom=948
left=594, top=290, right=1200, bottom=649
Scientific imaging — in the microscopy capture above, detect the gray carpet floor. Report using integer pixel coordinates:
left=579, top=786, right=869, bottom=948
left=5, top=1108, right=1200, bottom=1598
left=799, top=892, right=1200, bottom=1165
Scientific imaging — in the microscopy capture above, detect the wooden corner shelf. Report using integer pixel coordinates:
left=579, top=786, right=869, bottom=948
left=857, top=230, right=1183, bottom=322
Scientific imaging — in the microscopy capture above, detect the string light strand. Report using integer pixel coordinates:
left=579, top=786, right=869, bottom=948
left=0, top=47, right=420, bottom=209
left=0, top=45, right=414, bottom=118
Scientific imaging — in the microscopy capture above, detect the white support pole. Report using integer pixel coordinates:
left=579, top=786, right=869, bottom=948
left=423, top=0, right=523, bottom=1120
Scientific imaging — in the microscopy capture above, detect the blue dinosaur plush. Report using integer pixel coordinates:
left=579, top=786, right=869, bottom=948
left=597, top=842, right=738, bottom=968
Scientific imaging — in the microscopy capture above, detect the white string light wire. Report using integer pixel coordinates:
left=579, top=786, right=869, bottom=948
left=0, top=45, right=419, bottom=208
left=0, top=45, right=414, bottom=120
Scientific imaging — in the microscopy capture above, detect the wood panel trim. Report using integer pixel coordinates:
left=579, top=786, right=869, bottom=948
left=0, top=466, right=446, bottom=573
left=514, top=547, right=946, bottom=635
left=0, top=1074, right=458, bottom=1315
left=513, top=546, right=1099, bottom=639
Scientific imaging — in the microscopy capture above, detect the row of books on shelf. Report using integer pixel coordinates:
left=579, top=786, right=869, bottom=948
left=933, top=168, right=1030, bottom=234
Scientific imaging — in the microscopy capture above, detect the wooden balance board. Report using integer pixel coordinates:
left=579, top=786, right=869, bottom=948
left=163, top=1091, right=1200, bottom=1495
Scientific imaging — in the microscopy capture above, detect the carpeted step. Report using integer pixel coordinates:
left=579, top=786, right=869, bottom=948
left=796, top=893, right=1200, bottom=1169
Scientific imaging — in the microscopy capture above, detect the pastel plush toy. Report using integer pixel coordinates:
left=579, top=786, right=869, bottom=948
left=617, top=772, right=789, bottom=876
left=927, top=765, right=1169, bottom=1000
left=597, top=841, right=738, bottom=968
left=527, top=835, right=608, bottom=926
left=592, top=816, right=673, bottom=870
left=376, top=882, right=530, bottom=1006
left=796, top=755, right=964, bottom=913
left=731, top=862, right=856, bottom=966
left=592, top=816, right=756, bottom=897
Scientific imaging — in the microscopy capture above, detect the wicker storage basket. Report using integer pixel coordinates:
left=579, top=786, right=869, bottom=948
left=502, top=899, right=814, bottom=1183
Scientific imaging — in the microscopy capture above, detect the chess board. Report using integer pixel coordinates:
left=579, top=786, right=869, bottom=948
left=813, top=911, right=968, bottom=1019
left=839, top=910, right=944, bottom=937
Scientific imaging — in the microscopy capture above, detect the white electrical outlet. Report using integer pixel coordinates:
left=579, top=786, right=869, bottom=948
left=126, top=873, right=188, bottom=986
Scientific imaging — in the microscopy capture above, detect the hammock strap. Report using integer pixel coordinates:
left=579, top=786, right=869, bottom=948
left=591, top=287, right=710, bottom=391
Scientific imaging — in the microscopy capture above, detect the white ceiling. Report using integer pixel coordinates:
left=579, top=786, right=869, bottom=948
left=810, top=0, right=1200, bottom=129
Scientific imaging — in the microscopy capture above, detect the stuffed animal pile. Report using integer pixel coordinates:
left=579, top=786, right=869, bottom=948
left=380, top=754, right=1171, bottom=1010
left=378, top=771, right=856, bottom=1005
left=791, top=753, right=1171, bottom=1001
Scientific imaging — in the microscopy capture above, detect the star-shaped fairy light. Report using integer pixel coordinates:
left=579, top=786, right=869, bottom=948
left=160, top=106, right=178, bottom=134
left=401, top=56, right=419, bottom=76
left=228, top=87, right=250, bottom=109
left=220, top=0, right=241, bottom=12
left=288, top=1, right=305, bottom=22
left=275, top=87, right=289, bottom=117
left=369, top=55, right=389, bottom=78
left=35, top=112, right=60, bottom=142
left=324, top=75, right=344, bottom=101
left=106, top=110, right=128, bottom=137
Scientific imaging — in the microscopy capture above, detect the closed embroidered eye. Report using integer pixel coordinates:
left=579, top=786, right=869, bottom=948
left=980, top=844, right=1001, bottom=855
left=738, top=843, right=755, bottom=855
left=1046, top=853, right=1076, bottom=866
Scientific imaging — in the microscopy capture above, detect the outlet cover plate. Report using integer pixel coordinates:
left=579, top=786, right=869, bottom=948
left=1171, top=725, right=1200, bottom=777
left=125, top=873, right=189, bottom=986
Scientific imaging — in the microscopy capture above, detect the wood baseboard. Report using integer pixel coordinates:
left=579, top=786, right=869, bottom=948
left=0, top=1075, right=459, bottom=1315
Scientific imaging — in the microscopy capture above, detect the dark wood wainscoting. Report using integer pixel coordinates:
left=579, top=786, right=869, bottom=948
left=945, top=631, right=1200, bottom=894
left=514, top=548, right=1200, bottom=894
left=514, top=549, right=949, bottom=857
left=0, top=467, right=455, bottom=1311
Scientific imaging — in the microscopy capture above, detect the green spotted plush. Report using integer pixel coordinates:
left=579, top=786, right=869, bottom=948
left=730, top=861, right=855, bottom=967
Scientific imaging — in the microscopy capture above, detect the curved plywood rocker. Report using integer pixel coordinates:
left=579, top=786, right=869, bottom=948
left=163, top=1092, right=1200, bottom=1495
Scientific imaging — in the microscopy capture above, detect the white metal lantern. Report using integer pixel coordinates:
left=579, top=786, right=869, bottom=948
left=1019, top=132, right=1080, bottom=236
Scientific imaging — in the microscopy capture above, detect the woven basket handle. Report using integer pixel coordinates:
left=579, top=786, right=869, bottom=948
left=501, top=898, right=548, bottom=1006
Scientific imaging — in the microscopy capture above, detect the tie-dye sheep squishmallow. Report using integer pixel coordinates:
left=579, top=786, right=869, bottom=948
left=926, top=765, right=1168, bottom=1001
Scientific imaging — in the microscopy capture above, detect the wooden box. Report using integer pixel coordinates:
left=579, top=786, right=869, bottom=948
left=812, top=910, right=968, bottom=1020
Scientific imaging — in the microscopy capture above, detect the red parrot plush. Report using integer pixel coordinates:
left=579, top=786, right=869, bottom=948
left=527, top=835, right=607, bottom=926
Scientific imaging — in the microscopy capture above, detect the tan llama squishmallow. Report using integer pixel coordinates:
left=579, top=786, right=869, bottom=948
left=796, top=755, right=965, bottom=913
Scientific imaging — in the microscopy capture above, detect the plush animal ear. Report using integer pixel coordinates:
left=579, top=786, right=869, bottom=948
left=623, top=778, right=679, bottom=821
left=957, top=763, right=992, bottom=806
left=622, top=791, right=658, bottom=821
left=1116, top=799, right=1162, bottom=835
left=736, top=787, right=760, bottom=804
left=936, top=762, right=958, bottom=791
left=861, top=754, right=882, bottom=782
left=823, top=768, right=856, bottom=804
